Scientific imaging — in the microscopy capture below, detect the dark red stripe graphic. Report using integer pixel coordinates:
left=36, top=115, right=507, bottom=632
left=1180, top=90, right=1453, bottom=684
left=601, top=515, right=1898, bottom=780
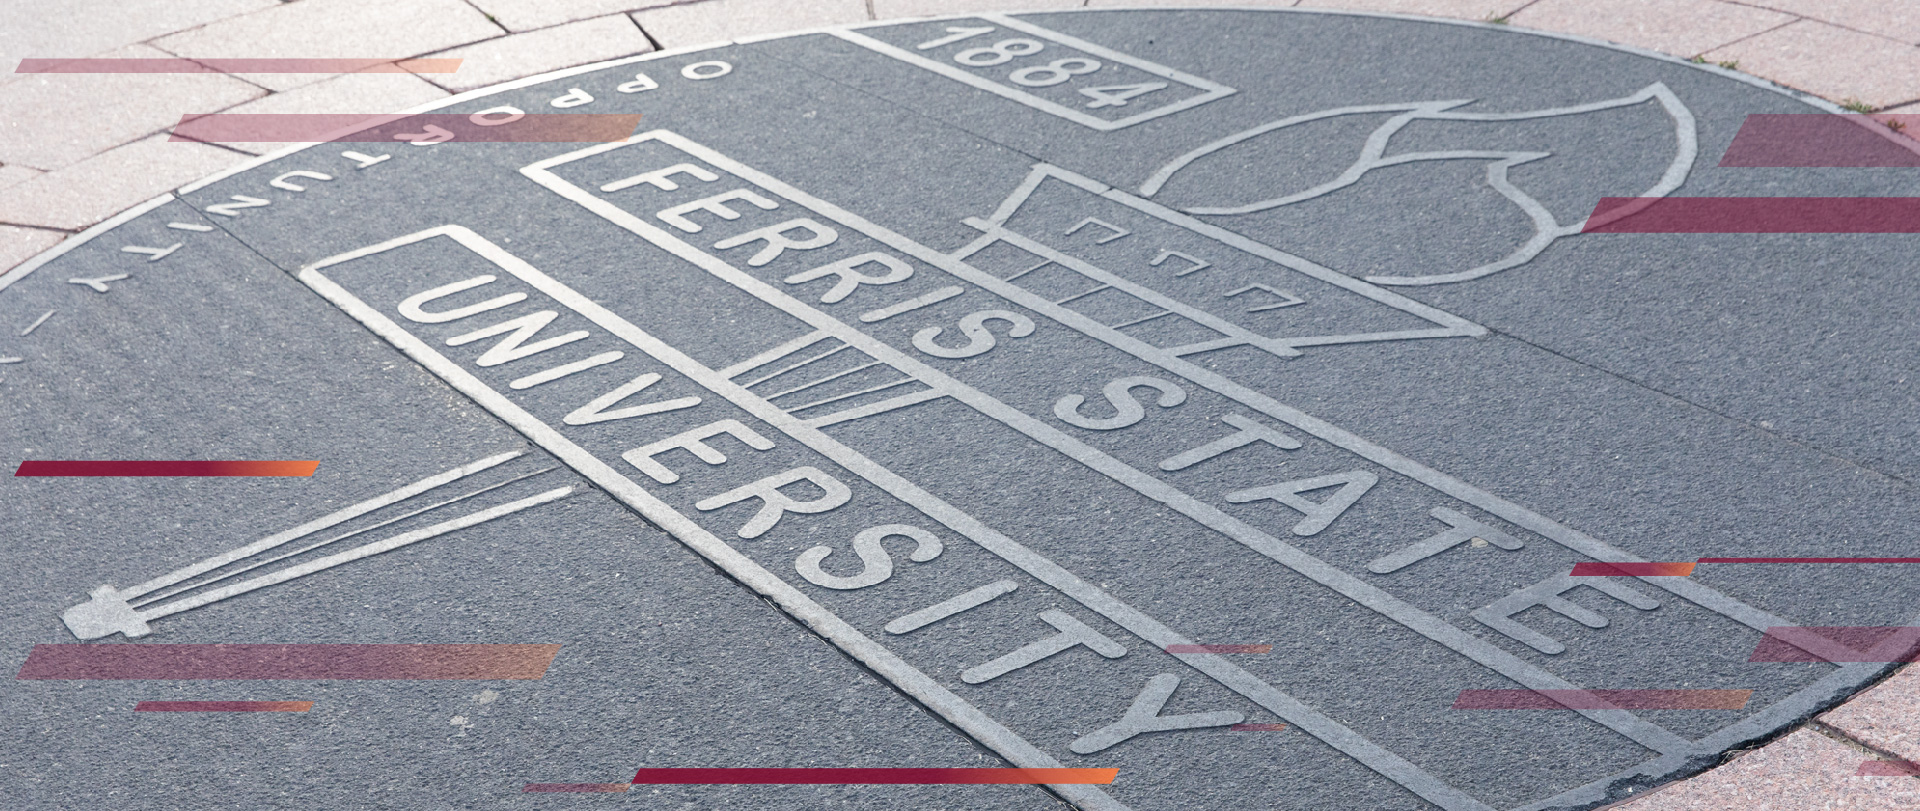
left=1570, top=562, right=1696, bottom=577
left=629, top=768, right=1118, bottom=785
left=16, top=644, right=560, bottom=680
left=170, top=113, right=641, bottom=144
left=1748, top=628, right=1920, bottom=663
left=16, top=58, right=462, bottom=74
left=523, top=783, right=631, bottom=793
left=1453, top=689, right=1751, bottom=710
left=1856, top=760, right=1920, bottom=777
left=134, top=701, right=312, bottom=712
left=15, top=460, right=317, bottom=477
left=1582, top=197, right=1920, bottom=233
left=1720, top=114, right=1920, bottom=167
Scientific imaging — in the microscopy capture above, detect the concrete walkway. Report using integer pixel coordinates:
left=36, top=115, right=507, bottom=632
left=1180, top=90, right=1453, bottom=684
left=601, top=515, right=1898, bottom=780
left=4, top=1, right=1917, bottom=807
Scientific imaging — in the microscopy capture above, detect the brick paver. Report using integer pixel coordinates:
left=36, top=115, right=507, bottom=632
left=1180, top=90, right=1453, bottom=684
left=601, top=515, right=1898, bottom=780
left=1822, top=666, right=1920, bottom=765
left=421, top=14, right=654, bottom=93
left=1704, top=19, right=1920, bottom=110
left=201, top=71, right=451, bottom=155
left=0, top=43, right=263, bottom=171
left=0, top=135, right=244, bottom=231
left=629, top=0, right=867, bottom=48
left=1607, top=728, right=1920, bottom=810
left=0, top=226, right=65, bottom=277
left=152, top=0, right=504, bottom=92
left=1511, top=0, right=1796, bottom=58
left=0, top=0, right=276, bottom=81
left=1742, top=0, right=1920, bottom=45
left=0, top=166, right=43, bottom=194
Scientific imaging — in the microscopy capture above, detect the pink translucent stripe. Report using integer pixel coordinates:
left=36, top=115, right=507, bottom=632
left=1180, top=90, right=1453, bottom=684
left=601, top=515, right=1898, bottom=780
left=134, top=700, right=312, bottom=712
left=170, top=113, right=641, bottom=144
left=16, top=58, right=462, bottom=74
left=1721, top=114, right=1920, bottom=167
left=1164, top=644, right=1273, bottom=654
left=1748, top=627, right=1920, bottom=662
left=16, top=643, right=561, bottom=680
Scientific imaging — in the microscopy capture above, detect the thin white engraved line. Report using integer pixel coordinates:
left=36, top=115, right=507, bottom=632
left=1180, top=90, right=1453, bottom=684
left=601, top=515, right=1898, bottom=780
left=117, top=451, right=524, bottom=600
left=761, top=360, right=883, bottom=401
left=782, top=378, right=917, bottom=415
left=139, top=486, right=573, bottom=621
left=802, top=388, right=948, bottom=429
left=1003, top=258, right=1052, bottom=282
left=133, top=465, right=560, bottom=608
left=740, top=342, right=852, bottom=389
left=20, top=310, right=55, bottom=336
left=1140, top=101, right=1462, bottom=198
left=1052, top=283, right=1111, bottom=306
left=1107, top=310, right=1176, bottom=330
left=716, top=329, right=833, bottom=379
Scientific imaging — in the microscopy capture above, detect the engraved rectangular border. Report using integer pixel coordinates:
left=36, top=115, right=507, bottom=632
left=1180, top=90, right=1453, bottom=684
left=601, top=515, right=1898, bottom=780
left=829, top=13, right=1235, bottom=132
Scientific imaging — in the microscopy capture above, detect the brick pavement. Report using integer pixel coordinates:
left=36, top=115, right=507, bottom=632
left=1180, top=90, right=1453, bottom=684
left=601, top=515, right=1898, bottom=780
left=3, top=0, right=1915, bottom=807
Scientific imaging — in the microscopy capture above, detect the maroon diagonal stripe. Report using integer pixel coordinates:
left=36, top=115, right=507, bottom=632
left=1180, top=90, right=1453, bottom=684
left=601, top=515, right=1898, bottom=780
left=1583, top=197, right=1920, bottom=233
left=134, top=701, right=312, bottom=712
left=1748, top=628, right=1920, bottom=662
left=1721, top=114, right=1920, bottom=167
